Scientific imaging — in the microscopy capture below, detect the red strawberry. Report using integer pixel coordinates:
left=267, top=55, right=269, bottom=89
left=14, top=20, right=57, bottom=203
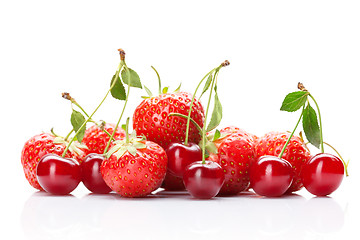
left=21, top=133, right=74, bottom=190
left=82, top=123, right=126, bottom=155
left=207, top=127, right=257, bottom=195
left=101, top=135, right=167, bottom=197
left=255, top=131, right=311, bottom=192
left=132, top=92, right=204, bottom=149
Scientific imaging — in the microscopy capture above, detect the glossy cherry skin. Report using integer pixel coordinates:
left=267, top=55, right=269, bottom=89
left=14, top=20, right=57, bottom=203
left=36, top=154, right=81, bottom=195
left=301, top=153, right=344, bottom=196
left=165, top=142, right=202, bottom=178
left=81, top=153, right=112, bottom=194
left=183, top=161, right=225, bottom=199
left=250, top=156, right=294, bottom=197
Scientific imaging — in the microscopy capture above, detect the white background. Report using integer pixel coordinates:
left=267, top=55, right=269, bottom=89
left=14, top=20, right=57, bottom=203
left=1, top=0, right=359, bottom=239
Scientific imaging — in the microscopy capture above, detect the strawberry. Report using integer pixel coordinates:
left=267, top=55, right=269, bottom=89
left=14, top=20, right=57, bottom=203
left=21, top=133, right=74, bottom=190
left=133, top=92, right=204, bottom=149
left=101, top=130, right=167, bottom=197
left=255, top=131, right=311, bottom=192
left=207, top=127, right=257, bottom=195
left=82, top=123, right=126, bottom=155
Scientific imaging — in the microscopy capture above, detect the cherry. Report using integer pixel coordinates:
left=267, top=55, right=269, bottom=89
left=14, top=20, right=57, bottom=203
left=165, top=142, right=202, bottom=177
left=81, top=153, right=112, bottom=194
left=301, top=153, right=344, bottom=196
left=183, top=161, right=225, bottom=199
left=250, top=155, right=294, bottom=197
left=36, top=154, right=81, bottom=195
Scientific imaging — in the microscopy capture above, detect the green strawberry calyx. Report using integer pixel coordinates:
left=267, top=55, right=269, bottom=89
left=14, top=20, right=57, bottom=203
left=105, top=118, right=146, bottom=160
left=53, top=136, right=88, bottom=156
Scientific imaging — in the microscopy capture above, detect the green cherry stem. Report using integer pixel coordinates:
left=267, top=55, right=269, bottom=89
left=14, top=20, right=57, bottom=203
left=61, top=50, right=124, bottom=157
left=323, top=142, right=349, bottom=176
left=278, top=105, right=305, bottom=159
left=308, top=93, right=324, bottom=153
left=183, top=61, right=229, bottom=145
left=62, top=92, right=112, bottom=139
left=103, top=62, right=131, bottom=154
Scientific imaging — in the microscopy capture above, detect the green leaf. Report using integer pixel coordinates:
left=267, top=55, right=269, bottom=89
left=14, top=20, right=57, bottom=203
left=127, top=146, right=137, bottom=156
left=280, top=91, right=309, bottom=112
left=70, top=109, right=86, bottom=143
left=162, top=86, right=169, bottom=94
left=213, top=129, right=221, bottom=141
left=200, top=74, right=212, bottom=98
left=302, top=104, right=321, bottom=148
left=143, top=85, right=153, bottom=97
left=206, top=90, right=222, bottom=132
left=174, top=82, right=182, bottom=93
left=110, top=73, right=126, bottom=100
left=121, top=68, right=142, bottom=89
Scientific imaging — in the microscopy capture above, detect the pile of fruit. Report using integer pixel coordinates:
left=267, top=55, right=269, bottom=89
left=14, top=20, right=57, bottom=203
left=21, top=49, right=349, bottom=199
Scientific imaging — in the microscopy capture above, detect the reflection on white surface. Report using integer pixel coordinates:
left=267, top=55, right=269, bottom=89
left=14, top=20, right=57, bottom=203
left=21, top=191, right=345, bottom=240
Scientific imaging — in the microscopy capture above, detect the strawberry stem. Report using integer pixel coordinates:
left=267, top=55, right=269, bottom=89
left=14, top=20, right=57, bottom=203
left=278, top=105, right=304, bottom=159
left=151, top=66, right=162, bottom=95
left=62, top=49, right=124, bottom=157
left=125, top=117, right=130, bottom=144
left=308, top=94, right=324, bottom=153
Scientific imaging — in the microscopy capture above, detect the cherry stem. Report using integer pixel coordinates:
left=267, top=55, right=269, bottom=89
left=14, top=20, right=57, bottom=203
left=278, top=105, right=304, bottom=159
left=308, top=94, right=324, bottom=153
left=323, top=142, right=349, bottom=177
left=151, top=66, right=161, bottom=95
left=184, top=64, right=223, bottom=145
left=61, top=50, right=124, bottom=157
left=168, top=113, right=203, bottom=134
left=62, top=93, right=112, bottom=139
left=201, top=70, right=219, bottom=164
left=103, top=64, right=131, bottom=154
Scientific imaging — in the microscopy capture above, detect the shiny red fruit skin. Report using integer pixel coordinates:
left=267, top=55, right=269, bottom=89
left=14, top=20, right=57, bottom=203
left=82, top=123, right=125, bottom=155
left=165, top=142, right=202, bottom=177
left=101, top=141, right=168, bottom=197
left=81, top=153, right=112, bottom=194
left=210, top=131, right=256, bottom=195
left=301, top=153, right=344, bottom=196
left=133, top=92, right=204, bottom=149
left=183, top=161, right=225, bottom=199
left=36, top=154, right=81, bottom=195
left=255, top=132, right=311, bottom=192
left=161, top=172, right=186, bottom=191
left=250, top=156, right=294, bottom=197
left=21, top=133, right=73, bottom=190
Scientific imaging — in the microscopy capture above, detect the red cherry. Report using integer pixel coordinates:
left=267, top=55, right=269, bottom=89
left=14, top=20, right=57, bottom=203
left=183, top=161, right=225, bottom=199
left=301, top=153, right=344, bottom=196
left=81, top=153, right=112, bottom=194
left=165, top=142, right=202, bottom=177
left=249, top=155, right=294, bottom=197
left=36, top=154, right=81, bottom=195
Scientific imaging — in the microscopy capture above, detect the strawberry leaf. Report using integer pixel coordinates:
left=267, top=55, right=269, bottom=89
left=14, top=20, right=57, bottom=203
left=213, top=129, right=221, bottom=141
left=280, top=91, right=309, bottom=112
left=174, top=82, right=182, bottom=93
left=110, top=74, right=126, bottom=100
left=162, top=86, right=169, bottom=94
left=302, top=104, right=321, bottom=148
left=206, top=88, right=222, bottom=132
left=143, top=85, right=153, bottom=97
left=121, top=68, right=142, bottom=89
left=70, top=109, right=86, bottom=143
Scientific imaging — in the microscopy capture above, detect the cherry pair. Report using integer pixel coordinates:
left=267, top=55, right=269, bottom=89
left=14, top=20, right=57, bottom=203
left=250, top=153, right=344, bottom=197
left=36, top=153, right=111, bottom=195
left=166, top=142, right=225, bottom=199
